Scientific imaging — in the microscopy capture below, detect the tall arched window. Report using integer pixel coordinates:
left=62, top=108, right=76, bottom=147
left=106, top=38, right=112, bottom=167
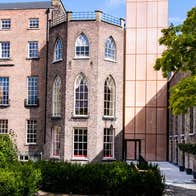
left=75, top=33, right=89, bottom=57
left=104, top=76, right=115, bottom=117
left=54, top=38, right=63, bottom=61
left=52, top=76, right=61, bottom=117
left=105, top=37, right=116, bottom=61
left=74, top=73, right=88, bottom=116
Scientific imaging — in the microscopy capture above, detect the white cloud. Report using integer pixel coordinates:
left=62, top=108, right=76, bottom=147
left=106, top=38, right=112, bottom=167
left=107, top=0, right=125, bottom=7
left=169, top=17, right=184, bottom=25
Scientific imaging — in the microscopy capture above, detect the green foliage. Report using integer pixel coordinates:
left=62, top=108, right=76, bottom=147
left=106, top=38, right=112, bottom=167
left=154, top=7, right=196, bottom=114
left=154, top=7, right=196, bottom=77
left=0, top=135, right=41, bottom=196
left=35, top=160, right=164, bottom=196
left=0, top=134, right=17, bottom=166
left=178, top=143, right=196, bottom=155
left=169, top=75, right=196, bottom=115
left=0, top=163, right=41, bottom=196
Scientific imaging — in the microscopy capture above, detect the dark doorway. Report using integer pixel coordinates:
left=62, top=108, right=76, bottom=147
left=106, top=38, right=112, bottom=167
left=125, top=139, right=141, bottom=161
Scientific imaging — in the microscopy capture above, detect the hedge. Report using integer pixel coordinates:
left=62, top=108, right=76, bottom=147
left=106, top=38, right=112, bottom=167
left=35, top=161, right=165, bottom=196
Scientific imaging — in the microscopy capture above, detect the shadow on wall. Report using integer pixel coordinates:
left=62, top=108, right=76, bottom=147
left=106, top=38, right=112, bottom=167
left=124, top=82, right=168, bottom=161
left=91, top=130, right=123, bottom=163
left=27, top=44, right=47, bottom=161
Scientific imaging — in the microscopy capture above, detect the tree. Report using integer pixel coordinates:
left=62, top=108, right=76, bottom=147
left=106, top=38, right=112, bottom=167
left=154, top=7, right=196, bottom=115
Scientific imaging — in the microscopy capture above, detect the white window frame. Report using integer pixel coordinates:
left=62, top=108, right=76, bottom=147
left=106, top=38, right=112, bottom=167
left=26, top=120, right=37, bottom=145
left=54, top=38, right=63, bottom=62
left=0, top=77, right=9, bottom=106
left=75, top=33, right=89, bottom=58
left=103, top=127, right=115, bottom=159
left=104, top=36, right=116, bottom=61
left=28, top=41, right=38, bottom=58
left=27, top=76, right=38, bottom=106
left=73, top=128, right=88, bottom=158
left=0, top=119, right=8, bottom=134
left=104, top=76, right=116, bottom=118
left=52, top=76, right=61, bottom=117
left=51, top=126, right=61, bottom=158
left=74, top=73, right=88, bottom=117
left=29, top=18, right=39, bottom=29
left=1, top=19, right=11, bottom=30
left=0, top=42, right=10, bottom=59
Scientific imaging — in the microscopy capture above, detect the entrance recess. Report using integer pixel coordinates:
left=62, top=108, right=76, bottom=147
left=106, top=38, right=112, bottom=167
left=125, top=139, right=141, bottom=161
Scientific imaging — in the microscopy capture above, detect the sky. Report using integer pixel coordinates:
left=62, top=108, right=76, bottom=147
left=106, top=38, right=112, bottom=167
left=0, top=0, right=195, bottom=25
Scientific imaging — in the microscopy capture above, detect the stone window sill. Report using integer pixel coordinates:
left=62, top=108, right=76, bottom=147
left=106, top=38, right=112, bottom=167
left=26, top=57, right=40, bottom=60
left=73, top=56, right=90, bottom=60
left=104, top=58, right=117, bottom=63
left=51, top=116, right=62, bottom=120
left=102, top=116, right=116, bottom=121
left=52, top=59, right=63, bottom=64
left=72, top=115, right=89, bottom=119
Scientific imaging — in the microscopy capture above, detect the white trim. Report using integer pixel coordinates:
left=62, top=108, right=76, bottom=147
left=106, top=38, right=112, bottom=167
left=28, top=18, right=39, bottom=29
left=52, top=76, right=62, bottom=117
left=72, top=127, right=88, bottom=158
left=104, top=58, right=117, bottom=63
left=75, top=33, right=90, bottom=57
left=26, top=119, right=37, bottom=145
left=73, top=73, right=88, bottom=116
left=51, top=126, right=61, bottom=158
left=52, top=59, right=63, bottom=64
left=103, top=127, right=115, bottom=159
left=73, top=56, right=90, bottom=60
left=28, top=41, right=39, bottom=58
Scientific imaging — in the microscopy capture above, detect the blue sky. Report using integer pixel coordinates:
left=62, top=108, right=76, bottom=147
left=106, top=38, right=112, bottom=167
left=0, top=0, right=195, bottom=25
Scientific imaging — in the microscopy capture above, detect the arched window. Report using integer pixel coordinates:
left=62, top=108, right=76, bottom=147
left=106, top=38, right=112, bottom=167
left=104, top=76, right=115, bottom=117
left=75, top=33, right=89, bottom=57
left=54, top=38, right=63, bottom=61
left=74, top=73, right=88, bottom=116
left=105, top=37, right=116, bottom=60
left=52, top=76, right=61, bottom=117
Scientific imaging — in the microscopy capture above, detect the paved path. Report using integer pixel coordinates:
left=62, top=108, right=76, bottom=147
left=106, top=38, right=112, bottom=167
left=153, top=162, right=196, bottom=195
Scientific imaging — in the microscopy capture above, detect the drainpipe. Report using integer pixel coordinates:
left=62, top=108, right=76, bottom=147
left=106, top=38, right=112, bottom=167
left=44, top=8, right=50, bottom=144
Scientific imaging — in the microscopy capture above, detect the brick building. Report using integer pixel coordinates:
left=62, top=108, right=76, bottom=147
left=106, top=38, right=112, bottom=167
left=0, top=1, right=51, bottom=161
left=169, top=72, right=196, bottom=172
left=0, top=0, right=124, bottom=162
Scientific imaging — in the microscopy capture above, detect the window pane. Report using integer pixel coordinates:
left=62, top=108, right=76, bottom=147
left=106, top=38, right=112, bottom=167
left=0, top=77, right=9, bottom=105
left=28, top=41, right=38, bottom=58
left=27, top=120, right=37, bottom=144
left=54, top=38, right=63, bottom=61
left=74, top=128, right=87, bottom=157
left=75, top=74, right=88, bottom=116
left=104, top=77, right=115, bottom=117
left=1, top=19, right=11, bottom=29
left=105, top=37, right=116, bottom=60
left=27, top=77, right=38, bottom=105
left=29, top=18, right=39, bottom=28
left=0, top=119, right=8, bottom=134
left=75, top=34, right=89, bottom=57
left=0, top=42, right=10, bottom=58
left=103, top=128, right=114, bottom=158
left=52, top=127, right=61, bottom=157
left=52, top=76, right=61, bottom=117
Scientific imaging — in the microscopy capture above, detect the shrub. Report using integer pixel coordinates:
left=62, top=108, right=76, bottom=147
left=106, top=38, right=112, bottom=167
left=0, top=134, right=41, bottom=196
left=35, top=160, right=164, bottom=196
left=0, top=134, right=17, bottom=166
left=178, top=143, right=196, bottom=155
